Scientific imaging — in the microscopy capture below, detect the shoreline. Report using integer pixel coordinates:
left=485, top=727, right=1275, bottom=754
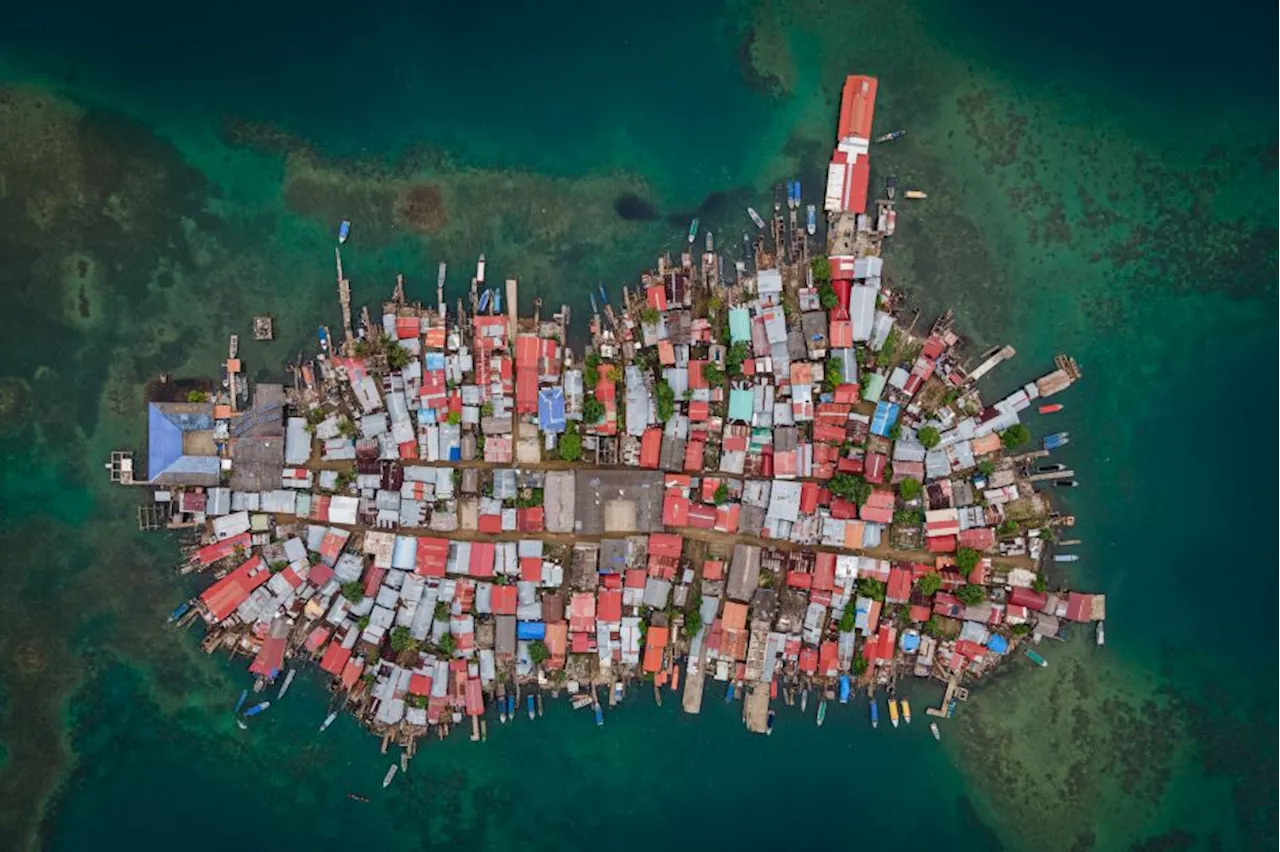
left=112, top=74, right=1104, bottom=776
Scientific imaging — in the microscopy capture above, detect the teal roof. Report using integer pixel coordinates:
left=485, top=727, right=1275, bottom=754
left=728, top=309, right=751, bottom=344
left=862, top=373, right=887, bottom=403
left=728, top=388, right=754, bottom=422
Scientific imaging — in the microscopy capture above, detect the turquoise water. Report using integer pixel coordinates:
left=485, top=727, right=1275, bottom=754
left=0, top=1, right=1274, bottom=849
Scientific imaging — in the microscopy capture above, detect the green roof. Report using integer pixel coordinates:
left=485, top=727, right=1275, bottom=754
left=862, top=372, right=887, bottom=403
left=728, top=309, right=751, bottom=344
left=728, top=388, right=754, bottom=422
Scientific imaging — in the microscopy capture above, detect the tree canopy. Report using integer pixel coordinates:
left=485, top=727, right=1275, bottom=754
left=830, top=473, right=872, bottom=505
left=340, top=581, right=365, bottom=603
left=558, top=428, right=583, bottom=462
left=655, top=382, right=675, bottom=422
left=684, top=608, right=703, bottom=636
left=899, top=477, right=921, bottom=501
left=954, top=547, right=981, bottom=577
left=713, top=483, right=730, bottom=505
left=976, top=459, right=996, bottom=476
left=703, top=361, right=726, bottom=387
left=639, top=306, right=661, bottom=325
left=811, top=256, right=832, bottom=283
left=528, top=640, right=550, bottom=665
left=386, top=343, right=413, bottom=370
left=916, top=572, right=942, bottom=597
left=1000, top=424, right=1031, bottom=449
left=822, top=357, right=843, bottom=392
left=390, top=626, right=416, bottom=652
left=725, top=342, right=749, bottom=377
left=917, top=426, right=941, bottom=449
left=818, top=281, right=838, bottom=310
left=856, top=577, right=886, bottom=602
left=582, top=395, right=605, bottom=424
left=956, top=584, right=986, bottom=606
left=438, top=633, right=457, bottom=655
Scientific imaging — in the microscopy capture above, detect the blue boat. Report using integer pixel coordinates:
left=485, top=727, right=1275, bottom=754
left=338, top=220, right=351, bottom=244
left=766, top=710, right=775, bottom=736
left=594, top=704, right=604, bottom=727
left=506, top=694, right=515, bottom=719
left=493, top=290, right=502, bottom=314
left=725, top=682, right=735, bottom=703
left=527, top=694, right=536, bottom=720
left=785, top=179, right=796, bottom=209
left=597, top=283, right=609, bottom=305
left=233, top=689, right=248, bottom=714
left=477, top=289, right=491, bottom=313
left=869, top=697, right=879, bottom=729
left=806, top=204, right=816, bottom=236
left=838, top=675, right=851, bottom=704
left=317, top=326, right=330, bottom=351
left=244, top=701, right=271, bottom=718
left=1044, top=431, right=1070, bottom=451
left=167, top=601, right=191, bottom=623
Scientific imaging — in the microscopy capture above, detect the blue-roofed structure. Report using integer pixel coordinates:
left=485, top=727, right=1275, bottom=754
left=870, top=400, right=900, bottom=437
left=147, top=402, right=220, bottom=486
left=538, top=387, right=566, bottom=434
left=986, top=634, right=1009, bottom=655
left=728, top=308, right=751, bottom=344
left=728, top=388, right=754, bottom=422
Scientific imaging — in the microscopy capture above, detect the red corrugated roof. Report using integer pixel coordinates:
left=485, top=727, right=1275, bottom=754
left=491, top=584, right=518, bottom=615
left=319, top=640, right=352, bottom=676
left=597, top=589, right=622, bottom=623
left=200, top=554, right=270, bottom=622
left=470, top=542, right=495, bottom=577
left=640, top=427, right=662, bottom=468
left=192, top=532, right=252, bottom=566
left=837, top=75, right=878, bottom=140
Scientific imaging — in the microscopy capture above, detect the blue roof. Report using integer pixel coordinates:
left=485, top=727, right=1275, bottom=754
left=900, top=632, right=921, bottom=653
left=516, top=621, right=546, bottom=641
left=538, top=387, right=566, bottom=434
left=148, top=404, right=218, bottom=482
left=986, top=634, right=1010, bottom=655
left=728, top=308, right=751, bottom=343
left=728, top=388, right=754, bottom=422
left=870, top=401, right=900, bottom=437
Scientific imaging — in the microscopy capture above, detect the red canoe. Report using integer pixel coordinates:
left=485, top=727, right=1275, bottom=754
left=1038, top=404, right=1063, bottom=414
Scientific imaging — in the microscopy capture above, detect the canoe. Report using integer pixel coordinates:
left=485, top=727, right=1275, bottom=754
left=1039, top=403, right=1063, bottom=414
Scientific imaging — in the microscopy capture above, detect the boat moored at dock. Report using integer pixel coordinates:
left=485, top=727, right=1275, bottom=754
left=888, top=697, right=899, bottom=728
left=901, top=698, right=912, bottom=725
left=338, top=220, right=351, bottom=244
left=1025, top=649, right=1049, bottom=667
left=1054, top=480, right=1078, bottom=488
left=382, top=765, right=398, bottom=788
left=875, top=130, right=905, bottom=143
left=277, top=668, right=296, bottom=699
left=806, top=204, right=816, bottom=235
left=687, top=218, right=699, bottom=243
left=1044, top=431, right=1070, bottom=450
left=1096, top=622, right=1106, bottom=646
left=904, top=190, right=928, bottom=200
left=320, top=712, right=337, bottom=732
left=1039, top=403, right=1064, bottom=414
left=1053, top=553, right=1080, bottom=563
left=747, top=207, right=765, bottom=229
left=930, top=722, right=941, bottom=741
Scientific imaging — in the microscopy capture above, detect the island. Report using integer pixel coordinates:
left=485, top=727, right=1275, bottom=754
left=109, top=74, right=1103, bottom=780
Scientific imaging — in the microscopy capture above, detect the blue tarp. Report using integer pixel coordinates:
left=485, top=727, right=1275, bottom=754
left=870, top=401, right=900, bottom=438
left=900, top=631, right=921, bottom=653
left=986, top=634, right=1009, bottom=655
left=538, top=387, right=566, bottom=434
left=516, top=621, right=546, bottom=641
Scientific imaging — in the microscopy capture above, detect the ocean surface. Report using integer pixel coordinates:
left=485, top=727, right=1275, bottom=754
left=0, top=1, right=1274, bottom=849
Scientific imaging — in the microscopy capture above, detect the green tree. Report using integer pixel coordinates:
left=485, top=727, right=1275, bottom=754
left=956, top=584, right=986, bottom=606
left=684, top=608, right=703, bottom=636
left=899, top=477, right=921, bottom=501
left=852, top=654, right=868, bottom=675
left=341, top=581, right=365, bottom=603
left=998, top=518, right=1018, bottom=536
left=306, top=407, right=327, bottom=426
left=655, top=382, right=675, bottom=422
left=893, top=508, right=922, bottom=525
left=390, top=626, right=414, bottom=652
left=386, top=344, right=412, bottom=370
left=640, top=306, right=661, bottom=325
left=713, top=482, right=730, bottom=505
left=582, top=395, right=605, bottom=424
left=584, top=352, right=600, bottom=376
left=976, top=459, right=995, bottom=476
left=703, top=361, right=726, bottom=387
left=434, top=600, right=449, bottom=621
left=829, top=473, right=872, bottom=506
left=528, top=640, right=550, bottom=665
left=1032, top=575, right=1047, bottom=593
left=917, top=426, right=941, bottom=449
left=810, top=256, right=832, bottom=283
left=856, top=577, right=886, bottom=602
left=838, top=608, right=857, bottom=633
left=954, top=547, right=981, bottom=577
left=876, top=327, right=899, bottom=368
left=338, top=417, right=358, bottom=439
left=186, top=390, right=208, bottom=403
left=480, top=401, right=494, bottom=417
left=558, top=428, right=583, bottom=462
left=606, top=366, right=622, bottom=383
left=268, top=560, right=288, bottom=574
left=916, top=572, right=942, bottom=597
left=922, top=616, right=941, bottom=637
left=1010, top=623, right=1032, bottom=637
left=888, top=423, right=902, bottom=440
left=822, top=357, right=843, bottom=392
left=335, top=469, right=356, bottom=490
left=356, top=615, right=371, bottom=630
left=817, top=281, right=838, bottom=310
left=725, top=342, right=749, bottom=377
left=446, top=410, right=461, bottom=425
left=438, top=633, right=457, bottom=656
left=1000, top=424, right=1031, bottom=450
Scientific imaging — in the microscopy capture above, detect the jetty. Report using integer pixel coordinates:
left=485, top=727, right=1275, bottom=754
left=109, top=73, right=1105, bottom=753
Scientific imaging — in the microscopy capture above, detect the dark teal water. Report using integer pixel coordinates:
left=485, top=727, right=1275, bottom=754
left=0, top=1, right=1274, bottom=849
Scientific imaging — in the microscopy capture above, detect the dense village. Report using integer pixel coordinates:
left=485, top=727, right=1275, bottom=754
left=113, top=74, right=1103, bottom=780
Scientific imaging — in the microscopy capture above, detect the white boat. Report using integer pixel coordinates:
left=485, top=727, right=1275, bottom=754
left=1096, top=621, right=1106, bottom=647
left=382, top=765, right=398, bottom=788
left=747, top=207, right=765, bottom=229
left=235, top=718, right=248, bottom=731
left=806, top=204, right=816, bottom=235
left=228, top=334, right=239, bottom=359
left=319, top=711, right=337, bottom=732
left=904, top=190, right=928, bottom=200
left=277, top=668, right=296, bottom=699
left=930, top=722, right=941, bottom=741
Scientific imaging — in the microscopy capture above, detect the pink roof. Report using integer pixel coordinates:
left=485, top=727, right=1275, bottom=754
left=597, top=589, right=622, bottom=623
left=469, top=542, right=496, bottom=578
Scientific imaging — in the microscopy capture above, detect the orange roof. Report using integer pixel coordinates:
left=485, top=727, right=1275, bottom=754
left=722, top=601, right=749, bottom=631
left=838, top=75, right=878, bottom=141
left=657, top=341, right=676, bottom=366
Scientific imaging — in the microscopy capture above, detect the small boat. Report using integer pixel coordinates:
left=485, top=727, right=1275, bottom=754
left=338, top=220, right=351, bottom=244
left=320, top=712, right=338, bottom=732
left=317, top=326, right=330, bottom=352
left=794, top=179, right=802, bottom=204
left=1053, top=553, right=1080, bottom=563
left=768, top=678, right=776, bottom=699
left=493, top=290, right=501, bottom=314
left=806, top=204, right=816, bottom=235
left=233, top=689, right=248, bottom=714
left=594, top=703, right=604, bottom=727
left=244, top=701, right=271, bottom=717
left=883, top=208, right=897, bottom=236
left=800, top=688, right=809, bottom=713
left=742, top=232, right=751, bottom=257
left=687, top=217, right=700, bottom=243
left=904, top=190, right=928, bottom=200
left=1038, top=463, right=1065, bottom=473
left=477, top=289, right=491, bottom=313
left=505, top=694, right=515, bottom=720
left=816, top=698, right=827, bottom=727
left=1025, top=649, right=1048, bottom=667
left=228, top=334, right=239, bottom=359
left=348, top=793, right=369, bottom=804
left=725, top=682, right=736, bottom=703
left=277, top=669, right=296, bottom=700
left=1038, top=403, right=1064, bottom=414
left=888, top=698, right=900, bottom=728
left=613, top=681, right=623, bottom=703
left=476, top=253, right=486, bottom=284
left=1054, top=480, right=1078, bottom=488
left=704, top=231, right=713, bottom=254
left=930, top=722, right=941, bottom=741
left=766, top=710, right=776, bottom=736
left=901, top=698, right=912, bottom=725
left=167, top=601, right=191, bottom=624
left=571, top=694, right=593, bottom=710
left=235, top=718, right=248, bottom=731
left=596, top=282, right=609, bottom=305
left=588, top=293, right=598, bottom=315
left=785, top=180, right=795, bottom=209
left=1096, top=621, right=1106, bottom=647
left=838, top=675, right=850, bottom=704
left=875, top=130, right=906, bottom=143
left=747, top=207, right=765, bottom=229
left=869, top=697, right=879, bottom=729
left=1043, top=431, right=1070, bottom=450
left=382, top=765, right=398, bottom=789
left=886, top=175, right=898, bottom=200
left=527, top=694, right=536, bottom=721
